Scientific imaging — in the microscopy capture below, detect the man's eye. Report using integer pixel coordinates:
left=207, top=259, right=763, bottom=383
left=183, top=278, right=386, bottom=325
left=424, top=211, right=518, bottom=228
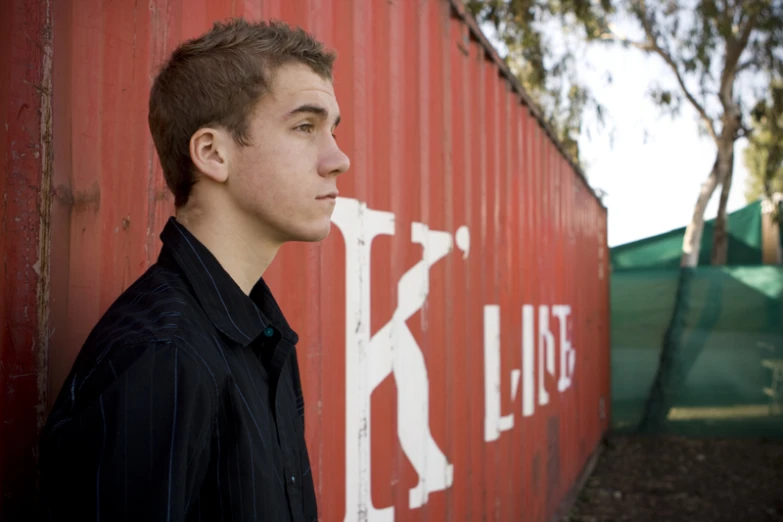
left=296, top=123, right=314, bottom=133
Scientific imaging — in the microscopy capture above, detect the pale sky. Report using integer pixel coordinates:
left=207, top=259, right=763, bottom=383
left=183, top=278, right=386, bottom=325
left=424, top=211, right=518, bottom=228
left=574, top=40, right=750, bottom=247
left=482, top=21, right=752, bottom=248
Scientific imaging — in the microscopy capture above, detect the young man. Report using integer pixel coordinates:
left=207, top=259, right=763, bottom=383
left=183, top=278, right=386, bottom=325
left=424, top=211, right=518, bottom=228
left=38, top=19, right=349, bottom=522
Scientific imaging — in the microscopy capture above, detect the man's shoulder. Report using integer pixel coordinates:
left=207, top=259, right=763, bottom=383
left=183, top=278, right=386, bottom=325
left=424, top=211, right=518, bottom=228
left=46, top=262, right=217, bottom=422
left=65, top=261, right=211, bottom=385
left=87, top=261, right=197, bottom=347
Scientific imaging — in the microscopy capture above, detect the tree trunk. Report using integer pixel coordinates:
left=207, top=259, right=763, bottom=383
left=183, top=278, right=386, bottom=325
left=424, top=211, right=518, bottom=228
left=639, top=156, right=722, bottom=431
left=637, top=266, right=696, bottom=433
left=640, top=143, right=735, bottom=432
left=680, top=157, right=721, bottom=267
left=711, top=145, right=735, bottom=265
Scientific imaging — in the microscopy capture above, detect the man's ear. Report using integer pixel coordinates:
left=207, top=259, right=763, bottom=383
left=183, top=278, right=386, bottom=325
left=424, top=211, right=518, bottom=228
left=189, top=127, right=230, bottom=183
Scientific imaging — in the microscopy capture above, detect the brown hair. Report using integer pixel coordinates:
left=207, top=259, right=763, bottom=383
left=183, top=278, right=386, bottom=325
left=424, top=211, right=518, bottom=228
left=148, top=18, right=336, bottom=207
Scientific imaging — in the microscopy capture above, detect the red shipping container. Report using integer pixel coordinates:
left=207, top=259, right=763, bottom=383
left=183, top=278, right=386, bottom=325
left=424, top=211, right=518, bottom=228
left=0, top=0, right=611, bottom=520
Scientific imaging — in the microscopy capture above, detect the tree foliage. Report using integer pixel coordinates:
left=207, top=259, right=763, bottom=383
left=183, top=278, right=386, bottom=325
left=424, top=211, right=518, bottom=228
left=468, top=0, right=783, bottom=266
left=744, top=80, right=783, bottom=203
left=465, top=0, right=614, bottom=167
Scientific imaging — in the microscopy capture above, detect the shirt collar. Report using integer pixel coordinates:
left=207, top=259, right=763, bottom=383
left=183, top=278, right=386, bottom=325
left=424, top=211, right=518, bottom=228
left=249, top=277, right=298, bottom=344
left=158, top=217, right=298, bottom=346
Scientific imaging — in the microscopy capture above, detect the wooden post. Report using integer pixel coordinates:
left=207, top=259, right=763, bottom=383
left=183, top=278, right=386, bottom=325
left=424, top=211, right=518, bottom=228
left=761, top=193, right=782, bottom=265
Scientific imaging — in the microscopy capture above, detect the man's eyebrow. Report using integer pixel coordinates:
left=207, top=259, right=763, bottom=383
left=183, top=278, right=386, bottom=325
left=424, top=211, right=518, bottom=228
left=286, top=104, right=341, bottom=127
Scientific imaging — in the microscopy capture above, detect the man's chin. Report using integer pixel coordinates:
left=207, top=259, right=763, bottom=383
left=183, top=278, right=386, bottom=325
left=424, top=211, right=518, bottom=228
left=288, top=224, right=332, bottom=244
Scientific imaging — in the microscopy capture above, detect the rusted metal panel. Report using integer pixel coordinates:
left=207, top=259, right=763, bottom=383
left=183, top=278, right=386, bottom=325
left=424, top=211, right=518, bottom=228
left=2, top=0, right=610, bottom=520
left=1, top=0, right=53, bottom=518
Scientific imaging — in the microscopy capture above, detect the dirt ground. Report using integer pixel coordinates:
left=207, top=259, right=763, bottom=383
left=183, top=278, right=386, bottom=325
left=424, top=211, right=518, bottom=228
left=564, top=434, right=783, bottom=522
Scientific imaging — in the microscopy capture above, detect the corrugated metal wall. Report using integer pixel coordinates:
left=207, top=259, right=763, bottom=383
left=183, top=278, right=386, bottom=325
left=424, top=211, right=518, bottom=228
left=2, top=0, right=53, bottom=518
left=1, top=0, right=611, bottom=520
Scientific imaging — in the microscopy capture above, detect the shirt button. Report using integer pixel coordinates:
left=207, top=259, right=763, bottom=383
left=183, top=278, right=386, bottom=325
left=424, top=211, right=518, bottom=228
left=291, top=475, right=296, bottom=483
left=264, top=327, right=274, bottom=337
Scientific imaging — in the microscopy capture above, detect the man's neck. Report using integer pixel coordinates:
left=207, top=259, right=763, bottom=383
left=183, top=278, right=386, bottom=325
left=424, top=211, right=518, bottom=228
left=175, top=207, right=280, bottom=295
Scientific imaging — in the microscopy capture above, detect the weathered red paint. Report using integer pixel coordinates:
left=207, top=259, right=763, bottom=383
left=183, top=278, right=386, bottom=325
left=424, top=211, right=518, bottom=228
left=1, top=0, right=610, bottom=520
left=1, top=0, right=53, bottom=518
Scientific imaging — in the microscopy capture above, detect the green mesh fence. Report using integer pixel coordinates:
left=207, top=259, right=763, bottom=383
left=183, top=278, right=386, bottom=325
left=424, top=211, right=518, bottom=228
left=610, top=201, right=763, bottom=270
left=611, top=266, right=783, bottom=438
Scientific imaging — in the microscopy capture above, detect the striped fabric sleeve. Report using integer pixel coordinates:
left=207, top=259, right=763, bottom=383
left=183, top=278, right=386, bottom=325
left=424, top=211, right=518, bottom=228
left=42, top=341, right=217, bottom=522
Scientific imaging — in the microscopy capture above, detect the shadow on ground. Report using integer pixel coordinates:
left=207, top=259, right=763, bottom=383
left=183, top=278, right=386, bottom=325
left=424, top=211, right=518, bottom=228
left=564, top=434, right=783, bottom=522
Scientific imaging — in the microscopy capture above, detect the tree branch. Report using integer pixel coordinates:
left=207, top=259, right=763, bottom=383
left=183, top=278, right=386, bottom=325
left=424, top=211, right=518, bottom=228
left=636, top=0, right=719, bottom=142
left=737, top=58, right=756, bottom=73
left=597, top=30, right=655, bottom=52
left=720, top=7, right=760, bottom=105
left=736, top=123, right=753, bottom=140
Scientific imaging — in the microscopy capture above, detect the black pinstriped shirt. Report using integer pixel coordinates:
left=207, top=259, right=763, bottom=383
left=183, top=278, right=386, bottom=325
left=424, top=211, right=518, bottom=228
left=39, top=217, right=318, bottom=522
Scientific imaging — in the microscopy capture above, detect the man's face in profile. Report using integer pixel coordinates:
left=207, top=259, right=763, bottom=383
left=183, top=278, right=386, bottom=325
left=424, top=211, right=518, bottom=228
left=224, top=62, right=350, bottom=244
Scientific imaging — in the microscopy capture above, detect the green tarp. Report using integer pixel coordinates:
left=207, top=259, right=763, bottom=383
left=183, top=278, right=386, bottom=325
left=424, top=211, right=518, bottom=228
left=611, top=201, right=763, bottom=270
left=610, top=201, right=783, bottom=438
left=611, top=266, right=783, bottom=438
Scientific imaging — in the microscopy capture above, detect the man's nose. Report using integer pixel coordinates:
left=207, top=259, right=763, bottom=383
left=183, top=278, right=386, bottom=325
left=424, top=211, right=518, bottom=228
left=321, top=142, right=351, bottom=176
